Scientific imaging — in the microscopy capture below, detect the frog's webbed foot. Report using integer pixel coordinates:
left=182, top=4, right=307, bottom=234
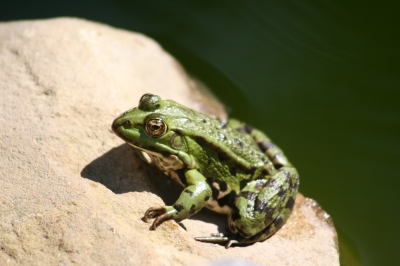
left=143, top=206, right=168, bottom=230
left=194, top=233, right=239, bottom=249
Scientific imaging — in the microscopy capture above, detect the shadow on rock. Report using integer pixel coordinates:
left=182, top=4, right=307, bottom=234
left=81, top=143, right=182, bottom=200
left=191, top=208, right=231, bottom=234
left=81, top=144, right=155, bottom=194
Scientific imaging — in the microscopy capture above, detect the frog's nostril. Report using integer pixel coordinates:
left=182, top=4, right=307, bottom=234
left=124, top=120, right=132, bottom=126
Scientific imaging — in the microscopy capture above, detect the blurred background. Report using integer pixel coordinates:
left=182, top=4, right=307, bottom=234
left=1, top=1, right=399, bottom=265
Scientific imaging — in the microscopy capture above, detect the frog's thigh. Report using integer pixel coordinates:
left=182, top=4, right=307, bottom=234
left=228, top=166, right=298, bottom=241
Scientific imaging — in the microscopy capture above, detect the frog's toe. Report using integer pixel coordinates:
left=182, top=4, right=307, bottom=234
left=194, top=233, right=241, bottom=247
left=150, top=212, right=170, bottom=230
left=225, top=239, right=239, bottom=249
left=194, top=233, right=257, bottom=248
left=143, top=206, right=166, bottom=225
left=194, top=234, right=228, bottom=243
left=144, top=206, right=165, bottom=219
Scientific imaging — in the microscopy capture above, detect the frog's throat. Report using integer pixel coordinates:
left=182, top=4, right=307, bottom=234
left=126, top=142, right=196, bottom=169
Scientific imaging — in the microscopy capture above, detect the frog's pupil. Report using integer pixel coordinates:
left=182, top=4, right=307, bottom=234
left=146, top=118, right=167, bottom=137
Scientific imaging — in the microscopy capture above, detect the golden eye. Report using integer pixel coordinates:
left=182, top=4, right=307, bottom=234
left=145, top=118, right=167, bottom=138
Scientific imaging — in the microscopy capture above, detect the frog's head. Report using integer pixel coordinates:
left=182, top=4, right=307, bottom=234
left=111, top=94, right=195, bottom=167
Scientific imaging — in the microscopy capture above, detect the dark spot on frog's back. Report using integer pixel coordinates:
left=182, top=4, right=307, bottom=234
left=285, top=197, right=295, bottom=210
left=218, top=181, right=228, bottom=191
left=258, top=141, right=276, bottom=152
left=245, top=124, right=254, bottom=134
left=240, top=180, right=248, bottom=190
left=184, top=189, right=194, bottom=197
left=204, top=195, right=210, bottom=202
left=255, top=199, right=274, bottom=215
left=265, top=177, right=276, bottom=187
left=229, top=166, right=237, bottom=176
left=239, top=191, right=256, bottom=200
left=278, top=189, right=286, bottom=198
left=257, top=154, right=267, bottom=163
left=217, top=190, right=237, bottom=207
left=248, top=166, right=257, bottom=177
left=173, top=204, right=184, bottom=213
left=262, top=167, right=270, bottom=175
left=234, top=138, right=244, bottom=149
left=219, top=122, right=227, bottom=129
left=218, top=133, right=227, bottom=141
left=273, top=215, right=284, bottom=229
left=207, top=178, right=220, bottom=199
left=283, top=170, right=291, bottom=179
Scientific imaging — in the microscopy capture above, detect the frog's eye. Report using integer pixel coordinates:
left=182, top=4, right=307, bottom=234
left=139, top=93, right=153, bottom=104
left=139, top=94, right=161, bottom=111
left=145, top=118, right=167, bottom=138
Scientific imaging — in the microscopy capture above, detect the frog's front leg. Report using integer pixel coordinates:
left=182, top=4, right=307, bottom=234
left=143, top=169, right=212, bottom=229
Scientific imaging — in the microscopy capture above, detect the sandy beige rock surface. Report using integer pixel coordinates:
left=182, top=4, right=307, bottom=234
left=0, top=18, right=339, bottom=265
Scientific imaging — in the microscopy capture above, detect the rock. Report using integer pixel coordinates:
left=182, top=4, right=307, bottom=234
left=0, top=18, right=339, bottom=266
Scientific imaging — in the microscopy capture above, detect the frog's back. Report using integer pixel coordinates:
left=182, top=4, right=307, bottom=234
left=158, top=100, right=276, bottom=176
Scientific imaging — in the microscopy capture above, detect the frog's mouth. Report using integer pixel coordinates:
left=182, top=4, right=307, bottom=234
left=126, top=142, right=166, bottom=158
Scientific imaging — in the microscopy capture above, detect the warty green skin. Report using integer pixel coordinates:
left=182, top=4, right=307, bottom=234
left=111, top=94, right=299, bottom=248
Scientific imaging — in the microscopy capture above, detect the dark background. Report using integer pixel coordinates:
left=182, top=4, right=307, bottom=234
left=2, top=1, right=399, bottom=265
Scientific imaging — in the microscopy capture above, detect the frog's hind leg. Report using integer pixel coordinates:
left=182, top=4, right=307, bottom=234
left=226, top=166, right=299, bottom=247
left=194, top=166, right=299, bottom=248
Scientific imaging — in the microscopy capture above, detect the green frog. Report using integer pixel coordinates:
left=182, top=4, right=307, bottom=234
left=111, top=93, right=299, bottom=248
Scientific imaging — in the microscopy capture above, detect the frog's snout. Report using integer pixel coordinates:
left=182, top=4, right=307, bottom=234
left=112, top=117, right=134, bottom=134
left=111, top=118, right=123, bottom=134
left=111, top=119, right=118, bottom=134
